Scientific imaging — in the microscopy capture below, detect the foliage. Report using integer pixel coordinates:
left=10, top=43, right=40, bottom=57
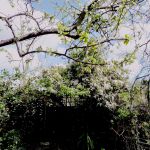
left=1, top=130, right=23, bottom=150
left=0, top=59, right=149, bottom=149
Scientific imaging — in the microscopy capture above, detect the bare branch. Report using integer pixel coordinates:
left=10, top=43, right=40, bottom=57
left=0, top=28, right=80, bottom=48
left=139, top=39, right=150, bottom=48
left=7, top=12, right=42, bottom=30
left=4, top=18, right=22, bottom=56
left=19, top=49, right=107, bottom=66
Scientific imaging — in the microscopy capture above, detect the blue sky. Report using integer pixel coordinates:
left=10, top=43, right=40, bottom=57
left=33, top=0, right=56, bottom=13
left=32, top=0, right=88, bottom=13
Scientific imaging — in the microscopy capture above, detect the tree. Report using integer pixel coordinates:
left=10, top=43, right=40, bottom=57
left=0, top=57, right=149, bottom=150
left=0, top=0, right=144, bottom=64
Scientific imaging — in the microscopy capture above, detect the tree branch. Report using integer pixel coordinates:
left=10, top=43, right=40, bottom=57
left=0, top=28, right=79, bottom=48
left=71, top=0, right=99, bottom=30
left=19, top=49, right=107, bottom=66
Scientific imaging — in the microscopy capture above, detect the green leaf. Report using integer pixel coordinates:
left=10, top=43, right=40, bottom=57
left=80, top=32, right=89, bottom=44
left=124, top=34, right=131, bottom=45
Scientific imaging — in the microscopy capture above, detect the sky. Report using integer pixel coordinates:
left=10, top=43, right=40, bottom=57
left=0, top=0, right=149, bottom=80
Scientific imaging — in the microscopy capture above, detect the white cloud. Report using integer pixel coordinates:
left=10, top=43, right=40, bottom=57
left=127, top=60, right=143, bottom=81
left=108, top=23, right=150, bottom=80
left=0, top=45, right=41, bottom=71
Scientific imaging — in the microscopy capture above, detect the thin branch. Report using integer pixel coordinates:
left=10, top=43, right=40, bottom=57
left=139, top=39, right=150, bottom=48
left=26, top=37, right=36, bottom=52
left=19, top=49, right=107, bottom=66
left=7, top=12, right=42, bottom=30
left=131, top=73, right=150, bottom=90
left=4, top=18, right=22, bottom=56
